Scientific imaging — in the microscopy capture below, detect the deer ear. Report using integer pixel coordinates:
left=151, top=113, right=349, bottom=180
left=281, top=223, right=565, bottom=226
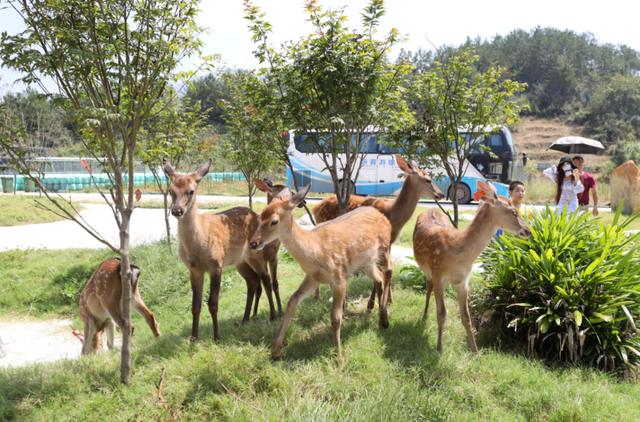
left=163, top=159, right=176, bottom=179
left=395, top=155, right=413, bottom=174
left=192, top=159, right=212, bottom=182
left=287, top=185, right=310, bottom=209
left=255, top=179, right=271, bottom=193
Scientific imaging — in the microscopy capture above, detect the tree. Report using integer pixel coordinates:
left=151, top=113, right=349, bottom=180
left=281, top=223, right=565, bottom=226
left=140, top=88, right=207, bottom=247
left=0, top=0, right=202, bottom=384
left=183, top=72, right=231, bottom=130
left=244, top=0, right=411, bottom=214
left=220, top=70, right=281, bottom=210
left=404, top=50, right=526, bottom=226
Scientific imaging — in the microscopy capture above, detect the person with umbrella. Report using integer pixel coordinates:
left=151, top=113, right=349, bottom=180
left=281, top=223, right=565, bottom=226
left=572, top=155, right=599, bottom=216
left=543, top=157, right=584, bottom=215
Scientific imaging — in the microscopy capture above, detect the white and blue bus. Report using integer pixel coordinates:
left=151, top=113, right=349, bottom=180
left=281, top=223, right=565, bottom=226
left=285, top=129, right=515, bottom=203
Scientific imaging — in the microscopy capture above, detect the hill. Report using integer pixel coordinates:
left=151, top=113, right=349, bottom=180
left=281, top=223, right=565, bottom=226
left=513, top=117, right=612, bottom=176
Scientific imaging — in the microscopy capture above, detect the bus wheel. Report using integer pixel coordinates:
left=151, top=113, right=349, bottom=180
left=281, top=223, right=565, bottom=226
left=448, top=183, right=471, bottom=204
left=338, top=179, right=356, bottom=195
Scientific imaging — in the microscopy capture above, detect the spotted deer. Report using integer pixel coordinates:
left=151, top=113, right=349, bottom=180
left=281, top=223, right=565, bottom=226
left=312, top=155, right=445, bottom=304
left=164, top=160, right=277, bottom=341
left=413, top=183, right=530, bottom=353
left=249, top=185, right=393, bottom=359
left=79, top=258, right=160, bottom=355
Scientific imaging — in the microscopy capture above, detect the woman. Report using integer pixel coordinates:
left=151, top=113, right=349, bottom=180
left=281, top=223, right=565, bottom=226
left=543, top=157, right=584, bottom=214
left=508, top=180, right=527, bottom=214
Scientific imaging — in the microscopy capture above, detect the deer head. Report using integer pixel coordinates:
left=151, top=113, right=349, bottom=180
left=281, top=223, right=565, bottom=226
left=163, top=159, right=211, bottom=218
left=478, top=183, right=530, bottom=237
left=395, top=155, right=445, bottom=200
left=249, top=185, right=311, bottom=250
left=255, top=178, right=305, bottom=207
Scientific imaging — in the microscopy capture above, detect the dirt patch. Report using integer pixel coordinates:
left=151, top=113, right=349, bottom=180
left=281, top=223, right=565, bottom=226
left=0, top=319, right=82, bottom=368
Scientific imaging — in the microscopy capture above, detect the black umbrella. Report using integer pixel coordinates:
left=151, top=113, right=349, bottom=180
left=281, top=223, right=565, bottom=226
left=549, top=136, right=605, bottom=155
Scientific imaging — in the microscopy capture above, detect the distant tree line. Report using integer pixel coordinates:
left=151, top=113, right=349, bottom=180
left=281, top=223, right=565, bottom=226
left=398, top=27, right=640, bottom=147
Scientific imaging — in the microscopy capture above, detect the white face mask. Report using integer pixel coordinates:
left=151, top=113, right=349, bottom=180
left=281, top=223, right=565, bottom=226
left=562, top=163, right=573, bottom=176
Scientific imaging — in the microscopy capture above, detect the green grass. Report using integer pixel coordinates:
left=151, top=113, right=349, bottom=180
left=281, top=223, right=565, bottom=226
left=1, top=242, right=638, bottom=420
left=0, top=196, right=82, bottom=226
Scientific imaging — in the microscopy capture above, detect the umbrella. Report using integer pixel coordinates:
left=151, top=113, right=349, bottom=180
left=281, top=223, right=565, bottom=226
left=549, top=136, right=605, bottom=155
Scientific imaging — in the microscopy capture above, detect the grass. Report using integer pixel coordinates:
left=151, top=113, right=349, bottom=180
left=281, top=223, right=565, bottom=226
left=1, top=242, right=639, bottom=421
left=0, top=195, right=82, bottom=226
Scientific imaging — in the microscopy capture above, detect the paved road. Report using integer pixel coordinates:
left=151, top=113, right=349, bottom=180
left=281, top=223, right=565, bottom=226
left=0, top=192, right=612, bottom=251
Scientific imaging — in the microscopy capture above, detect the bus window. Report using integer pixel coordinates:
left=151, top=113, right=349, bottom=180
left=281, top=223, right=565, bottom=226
left=294, top=133, right=330, bottom=153
left=356, top=133, right=378, bottom=153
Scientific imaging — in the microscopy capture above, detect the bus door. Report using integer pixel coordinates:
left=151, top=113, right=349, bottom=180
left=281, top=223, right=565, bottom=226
left=352, top=133, right=378, bottom=195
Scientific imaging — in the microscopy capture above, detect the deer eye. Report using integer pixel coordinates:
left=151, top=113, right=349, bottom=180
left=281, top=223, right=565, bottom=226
left=271, top=220, right=279, bottom=226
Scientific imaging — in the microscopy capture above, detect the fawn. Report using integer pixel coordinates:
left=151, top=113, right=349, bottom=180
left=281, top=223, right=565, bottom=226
left=79, top=257, right=160, bottom=355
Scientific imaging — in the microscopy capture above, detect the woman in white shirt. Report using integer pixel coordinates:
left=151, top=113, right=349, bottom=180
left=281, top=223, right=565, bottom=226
left=543, top=157, right=584, bottom=214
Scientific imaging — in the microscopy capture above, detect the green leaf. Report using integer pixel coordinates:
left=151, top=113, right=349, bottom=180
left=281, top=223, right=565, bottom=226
left=574, top=310, right=583, bottom=327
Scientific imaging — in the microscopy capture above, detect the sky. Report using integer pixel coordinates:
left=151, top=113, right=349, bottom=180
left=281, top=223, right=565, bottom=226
left=1, top=0, right=640, bottom=94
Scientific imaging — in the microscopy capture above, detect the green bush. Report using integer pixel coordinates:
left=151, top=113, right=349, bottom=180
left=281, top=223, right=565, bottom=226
left=612, top=139, right=640, bottom=167
left=475, top=208, right=640, bottom=374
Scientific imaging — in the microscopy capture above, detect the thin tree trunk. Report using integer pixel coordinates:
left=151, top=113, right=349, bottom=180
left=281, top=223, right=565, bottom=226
left=285, top=158, right=316, bottom=225
left=119, top=210, right=133, bottom=385
left=163, top=192, right=171, bottom=249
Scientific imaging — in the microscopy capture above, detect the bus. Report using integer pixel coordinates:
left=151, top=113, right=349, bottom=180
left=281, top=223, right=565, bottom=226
left=285, top=129, right=515, bottom=203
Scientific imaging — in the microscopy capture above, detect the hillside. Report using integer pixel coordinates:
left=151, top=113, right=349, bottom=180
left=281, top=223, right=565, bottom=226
left=512, top=117, right=612, bottom=176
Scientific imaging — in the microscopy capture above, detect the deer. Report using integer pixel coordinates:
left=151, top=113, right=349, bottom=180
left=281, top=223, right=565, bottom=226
left=253, top=178, right=300, bottom=316
left=164, top=160, right=278, bottom=341
left=249, top=185, right=393, bottom=359
left=79, top=257, right=160, bottom=355
left=312, top=155, right=445, bottom=306
left=412, top=182, right=530, bottom=353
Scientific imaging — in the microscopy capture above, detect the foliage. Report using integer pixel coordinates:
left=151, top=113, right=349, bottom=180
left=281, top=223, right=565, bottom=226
left=0, top=89, right=77, bottom=155
left=572, top=74, right=640, bottom=144
left=184, top=72, right=232, bottom=130
left=476, top=207, right=640, bottom=374
left=219, top=70, right=282, bottom=209
left=244, top=0, right=412, bottom=213
left=612, top=138, right=640, bottom=167
left=400, top=49, right=526, bottom=226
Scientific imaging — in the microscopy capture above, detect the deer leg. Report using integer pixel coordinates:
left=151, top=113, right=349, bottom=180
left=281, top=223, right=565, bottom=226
left=422, top=276, right=433, bottom=321
left=272, top=275, right=318, bottom=360
left=331, top=281, right=347, bottom=358
left=367, top=285, right=377, bottom=311
left=236, top=263, right=258, bottom=323
left=433, top=278, right=447, bottom=353
left=455, top=279, right=478, bottom=353
left=105, top=318, right=115, bottom=350
left=253, top=277, right=262, bottom=318
left=208, top=265, right=222, bottom=341
left=314, top=286, right=320, bottom=301
left=133, top=289, right=160, bottom=337
left=269, top=257, right=283, bottom=315
left=81, top=318, right=97, bottom=355
left=259, top=269, right=277, bottom=321
left=189, top=270, right=205, bottom=340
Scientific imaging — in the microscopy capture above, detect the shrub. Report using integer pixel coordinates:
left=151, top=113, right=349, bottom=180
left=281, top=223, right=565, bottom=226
left=475, top=207, right=640, bottom=374
left=612, top=139, right=640, bottom=167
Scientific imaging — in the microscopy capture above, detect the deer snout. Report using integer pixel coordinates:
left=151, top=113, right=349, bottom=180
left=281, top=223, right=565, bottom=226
left=519, top=227, right=532, bottom=237
left=249, top=239, right=264, bottom=250
left=433, top=191, right=445, bottom=200
left=171, top=207, right=184, bottom=218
